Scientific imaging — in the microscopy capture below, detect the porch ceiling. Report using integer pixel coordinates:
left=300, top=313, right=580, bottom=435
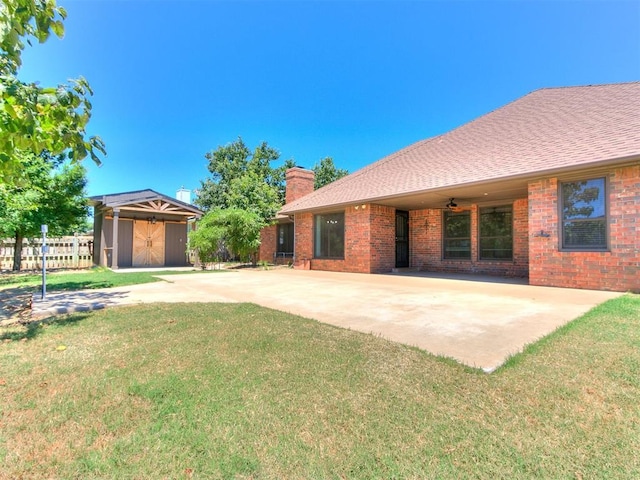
left=372, top=177, right=529, bottom=211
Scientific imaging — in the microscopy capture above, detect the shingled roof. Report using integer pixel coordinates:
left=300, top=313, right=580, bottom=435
left=90, top=189, right=203, bottom=217
left=281, top=82, right=640, bottom=214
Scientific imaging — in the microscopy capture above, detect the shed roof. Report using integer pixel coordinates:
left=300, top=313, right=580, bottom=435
left=90, top=189, right=203, bottom=217
left=281, top=82, right=640, bottom=213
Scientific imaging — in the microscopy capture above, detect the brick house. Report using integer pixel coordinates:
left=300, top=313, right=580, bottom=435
left=274, top=83, right=639, bottom=292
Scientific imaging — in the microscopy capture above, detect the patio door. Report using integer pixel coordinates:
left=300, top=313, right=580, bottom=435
left=395, top=210, right=409, bottom=268
left=132, top=219, right=165, bottom=267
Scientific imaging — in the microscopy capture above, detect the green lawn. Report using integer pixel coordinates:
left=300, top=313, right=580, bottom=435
left=0, top=267, right=220, bottom=292
left=1, top=295, right=639, bottom=478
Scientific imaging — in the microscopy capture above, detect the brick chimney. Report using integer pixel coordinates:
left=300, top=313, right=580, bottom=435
left=285, top=167, right=315, bottom=204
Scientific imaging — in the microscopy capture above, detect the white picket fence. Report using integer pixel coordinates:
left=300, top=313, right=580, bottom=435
left=0, top=235, right=94, bottom=271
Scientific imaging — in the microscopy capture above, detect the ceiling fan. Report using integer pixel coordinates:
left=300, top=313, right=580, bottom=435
left=445, top=198, right=470, bottom=213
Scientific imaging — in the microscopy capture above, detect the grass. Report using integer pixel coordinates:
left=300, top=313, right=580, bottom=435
left=0, top=267, right=220, bottom=293
left=1, top=295, right=639, bottom=478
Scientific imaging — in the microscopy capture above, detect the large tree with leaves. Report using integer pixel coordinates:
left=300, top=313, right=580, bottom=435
left=312, top=156, right=348, bottom=189
left=1, top=0, right=105, bottom=180
left=195, top=137, right=294, bottom=221
left=0, top=151, right=89, bottom=270
left=195, top=137, right=297, bottom=264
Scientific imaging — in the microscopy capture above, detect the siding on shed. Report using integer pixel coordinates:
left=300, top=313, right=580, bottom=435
left=165, top=222, right=189, bottom=266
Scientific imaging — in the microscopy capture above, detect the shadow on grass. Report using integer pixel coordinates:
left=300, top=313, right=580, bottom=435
left=0, top=312, right=92, bottom=342
left=47, top=280, right=118, bottom=291
left=0, top=286, right=36, bottom=321
left=31, top=289, right=131, bottom=315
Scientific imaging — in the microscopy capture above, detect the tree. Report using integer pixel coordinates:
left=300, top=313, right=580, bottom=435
left=312, top=157, right=348, bottom=189
left=186, top=211, right=226, bottom=266
left=195, top=137, right=292, bottom=221
left=194, top=138, right=300, bottom=266
left=188, top=208, right=263, bottom=266
left=0, top=151, right=89, bottom=270
left=1, top=0, right=105, bottom=180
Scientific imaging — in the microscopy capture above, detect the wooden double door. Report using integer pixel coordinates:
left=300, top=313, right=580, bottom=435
left=132, top=220, right=165, bottom=267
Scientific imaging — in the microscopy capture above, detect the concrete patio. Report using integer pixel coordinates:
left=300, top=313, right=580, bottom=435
left=31, top=269, right=621, bottom=372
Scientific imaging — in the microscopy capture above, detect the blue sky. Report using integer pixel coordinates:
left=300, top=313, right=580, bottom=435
left=19, top=0, right=640, bottom=200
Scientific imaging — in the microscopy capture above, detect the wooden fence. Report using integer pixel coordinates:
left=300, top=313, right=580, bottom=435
left=0, top=236, right=94, bottom=271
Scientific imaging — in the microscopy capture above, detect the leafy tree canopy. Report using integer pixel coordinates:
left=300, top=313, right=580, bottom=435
left=312, top=156, right=349, bottom=190
left=195, top=137, right=294, bottom=221
left=1, top=0, right=105, bottom=181
left=0, top=150, right=89, bottom=270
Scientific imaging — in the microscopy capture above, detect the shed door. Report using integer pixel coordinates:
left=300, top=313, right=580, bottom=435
left=165, top=222, right=188, bottom=266
left=132, top=220, right=165, bottom=267
left=395, top=210, right=409, bottom=268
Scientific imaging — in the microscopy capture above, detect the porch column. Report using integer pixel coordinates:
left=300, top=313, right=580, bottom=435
left=112, top=208, right=119, bottom=269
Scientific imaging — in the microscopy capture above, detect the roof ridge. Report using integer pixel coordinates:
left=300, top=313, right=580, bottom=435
left=532, top=81, right=640, bottom=92
left=90, top=188, right=159, bottom=198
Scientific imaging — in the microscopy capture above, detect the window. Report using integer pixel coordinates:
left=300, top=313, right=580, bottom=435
left=479, top=206, right=513, bottom=260
left=560, top=178, right=607, bottom=250
left=443, top=210, right=471, bottom=259
left=277, top=223, right=294, bottom=254
left=314, top=213, right=345, bottom=258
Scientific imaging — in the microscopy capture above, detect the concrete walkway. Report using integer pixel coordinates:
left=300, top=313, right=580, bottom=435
left=31, top=269, right=621, bottom=372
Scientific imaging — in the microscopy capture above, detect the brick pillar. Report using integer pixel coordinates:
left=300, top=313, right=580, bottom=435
left=285, top=167, right=315, bottom=204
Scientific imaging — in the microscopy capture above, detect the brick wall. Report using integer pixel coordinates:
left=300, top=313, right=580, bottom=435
left=513, top=198, right=530, bottom=271
left=409, top=209, right=441, bottom=269
left=342, top=205, right=372, bottom=272
left=293, top=204, right=396, bottom=273
left=408, top=200, right=529, bottom=277
left=529, top=165, right=640, bottom=292
left=296, top=200, right=530, bottom=277
left=293, top=212, right=313, bottom=269
left=369, top=205, right=396, bottom=272
left=309, top=205, right=372, bottom=273
left=258, top=224, right=276, bottom=263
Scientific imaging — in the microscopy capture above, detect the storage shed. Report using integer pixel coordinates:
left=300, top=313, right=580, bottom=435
left=90, top=189, right=203, bottom=268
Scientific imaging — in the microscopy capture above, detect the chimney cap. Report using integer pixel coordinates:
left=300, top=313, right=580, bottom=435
left=286, top=166, right=314, bottom=173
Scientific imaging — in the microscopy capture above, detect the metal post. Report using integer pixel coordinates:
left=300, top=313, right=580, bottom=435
left=41, top=224, right=48, bottom=299
left=72, top=233, right=79, bottom=268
